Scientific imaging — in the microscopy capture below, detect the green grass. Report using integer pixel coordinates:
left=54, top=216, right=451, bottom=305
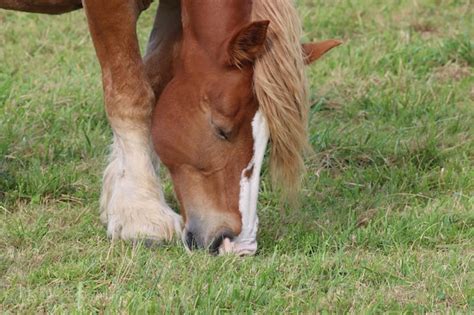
left=1, top=0, right=473, bottom=313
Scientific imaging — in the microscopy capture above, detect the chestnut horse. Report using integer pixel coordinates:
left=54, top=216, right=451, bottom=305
left=1, top=0, right=340, bottom=255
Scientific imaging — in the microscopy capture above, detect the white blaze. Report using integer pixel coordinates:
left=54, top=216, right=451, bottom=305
left=220, top=110, right=269, bottom=255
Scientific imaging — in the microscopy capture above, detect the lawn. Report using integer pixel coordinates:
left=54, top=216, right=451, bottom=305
left=1, top=0, right=473, bottom=313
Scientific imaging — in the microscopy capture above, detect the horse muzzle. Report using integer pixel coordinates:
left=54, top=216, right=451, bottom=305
left=183, top=227, right=236, bottom=255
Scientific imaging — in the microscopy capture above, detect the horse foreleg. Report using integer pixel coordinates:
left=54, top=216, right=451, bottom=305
left=144, top=0, right=181, bottom=97
left=83, top=0, right=182, bottom=243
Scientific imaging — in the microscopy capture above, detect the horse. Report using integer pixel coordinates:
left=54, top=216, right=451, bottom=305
left=1, top=0, right=340, bottom=255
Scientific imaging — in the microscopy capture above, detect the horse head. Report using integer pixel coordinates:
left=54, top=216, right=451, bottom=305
left=151, top=0, right=340, bottom=254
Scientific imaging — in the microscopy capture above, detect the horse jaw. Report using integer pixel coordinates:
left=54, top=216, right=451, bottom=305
left=219, top=110, right=269, bottom=256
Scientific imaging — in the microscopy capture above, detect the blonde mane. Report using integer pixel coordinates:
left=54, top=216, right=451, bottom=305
left=252, top=0, right=309, bottom=201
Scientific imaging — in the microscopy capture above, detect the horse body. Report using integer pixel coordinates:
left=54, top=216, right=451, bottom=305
left=0, top=0, right=82, bottom=14
left=1, top=0, right=340, bottom=255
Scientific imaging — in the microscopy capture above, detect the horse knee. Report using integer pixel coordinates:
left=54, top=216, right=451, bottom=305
left=104, top=81, right=155, bottom=127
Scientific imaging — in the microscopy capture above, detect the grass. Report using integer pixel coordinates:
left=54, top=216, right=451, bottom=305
left=1, top=0, right=473, bottom=313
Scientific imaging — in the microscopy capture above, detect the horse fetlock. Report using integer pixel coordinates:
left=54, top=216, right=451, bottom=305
left=100, top=124, right=183, bottom=242
left=100, top=169, right=183, bottom=241
left=104, top=199, right=182, bottom=242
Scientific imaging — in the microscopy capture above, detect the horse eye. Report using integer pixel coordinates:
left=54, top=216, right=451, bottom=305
left=216, top=127, right=231, bottom=141
left=210, top=119, right=233, bottom=141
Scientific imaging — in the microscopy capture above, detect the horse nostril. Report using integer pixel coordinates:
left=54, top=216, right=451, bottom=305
left=209, top=230, right=235, bottom=255
left=185, top=230, right=199, bottom=251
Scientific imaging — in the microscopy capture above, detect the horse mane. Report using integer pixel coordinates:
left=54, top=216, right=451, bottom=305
left=252, top=0, right=309, bottom=202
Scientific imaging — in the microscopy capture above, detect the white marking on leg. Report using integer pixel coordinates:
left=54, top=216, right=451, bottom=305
left=219, top=110, right=269, bottom=255
left=101, top=122, right=182, bottom=242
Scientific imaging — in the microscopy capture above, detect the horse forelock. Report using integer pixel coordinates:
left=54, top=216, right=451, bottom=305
left=252, top=0, right=309, bottom=203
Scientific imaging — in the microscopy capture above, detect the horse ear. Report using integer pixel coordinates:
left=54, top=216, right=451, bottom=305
left=227, top=20, right=270, bottom=66
left=303, top=40, right=342, bottom=65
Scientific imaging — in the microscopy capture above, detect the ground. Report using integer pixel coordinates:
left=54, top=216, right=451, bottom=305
left=0, top=0, right=473, bottom=313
